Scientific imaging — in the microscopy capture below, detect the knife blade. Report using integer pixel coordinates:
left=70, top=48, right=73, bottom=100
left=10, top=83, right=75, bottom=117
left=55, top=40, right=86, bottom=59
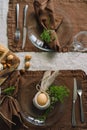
left=72, top=78, right=77, bottom=127
left=22, top=5, right=28, bottom=49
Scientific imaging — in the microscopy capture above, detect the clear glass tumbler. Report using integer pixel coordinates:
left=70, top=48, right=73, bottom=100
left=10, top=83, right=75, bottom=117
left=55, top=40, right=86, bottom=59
left=71, top=31, right=87, bottom=52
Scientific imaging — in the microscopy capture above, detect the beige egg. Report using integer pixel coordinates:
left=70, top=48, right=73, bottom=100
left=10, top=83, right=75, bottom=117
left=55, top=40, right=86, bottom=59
left=25, top=61, right=30, bottom=69
left=37, top=93, right=48, bottom=106
left=7, top=54, right=14, bottom=60
left=25, top=55, right=32, bottom=61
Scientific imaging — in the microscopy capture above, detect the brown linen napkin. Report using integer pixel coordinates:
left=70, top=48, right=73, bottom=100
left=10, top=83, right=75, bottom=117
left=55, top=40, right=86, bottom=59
left=0, top=71, right=23, bottom=130
left=33, top=0, right=63, bottom=51
left=0, top=117, right=10, bottom=130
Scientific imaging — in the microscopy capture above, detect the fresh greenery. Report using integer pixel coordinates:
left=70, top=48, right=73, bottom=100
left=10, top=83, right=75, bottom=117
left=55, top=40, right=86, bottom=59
left=48, top=85, right=70, bottom=104
left=40, top=29, right=51, bottom=43
left=37, top=85, right=69, bottom=121
left=2, top=86, right=15, bottom=95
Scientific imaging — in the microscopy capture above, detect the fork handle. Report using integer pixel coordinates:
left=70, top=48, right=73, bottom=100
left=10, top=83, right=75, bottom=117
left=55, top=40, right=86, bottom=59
left=72, top=101, right=76, bottom=127
left=80, top=96, right=85, bottom=123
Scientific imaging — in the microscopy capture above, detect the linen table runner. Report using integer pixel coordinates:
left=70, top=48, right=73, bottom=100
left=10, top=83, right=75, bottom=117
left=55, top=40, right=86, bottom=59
left=7, top=0, right=87, bottom=52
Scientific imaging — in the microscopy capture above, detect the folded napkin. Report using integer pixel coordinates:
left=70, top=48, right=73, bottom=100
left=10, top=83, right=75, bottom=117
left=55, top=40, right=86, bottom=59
left=0, top=71, right=24, bottom=130
left=33, top=0, right=63, bottom=51
left=40, top=70, right=60, bottom=91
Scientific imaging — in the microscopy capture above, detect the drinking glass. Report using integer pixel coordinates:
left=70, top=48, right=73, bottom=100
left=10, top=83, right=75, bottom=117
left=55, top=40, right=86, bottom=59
left=71, top=31, right=87, bottom=52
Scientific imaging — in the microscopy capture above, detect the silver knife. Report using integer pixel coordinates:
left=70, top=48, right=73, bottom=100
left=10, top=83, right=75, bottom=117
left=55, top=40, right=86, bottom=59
left=72, top=78, right=77, bottom=127
left=22, top=5, right=28, bottom=49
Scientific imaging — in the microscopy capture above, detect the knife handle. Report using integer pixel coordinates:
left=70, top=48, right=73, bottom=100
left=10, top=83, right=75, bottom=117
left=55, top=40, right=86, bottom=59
left=72, top=101, right=76, bottom=127
left=16, top=3, right=19, bottom=29
left=80, top=95, right=85, bottom=123
left=24, top=5, right=28, bottom=27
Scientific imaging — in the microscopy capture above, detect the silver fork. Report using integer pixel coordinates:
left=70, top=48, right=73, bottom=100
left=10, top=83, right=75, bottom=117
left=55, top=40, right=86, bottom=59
left=77, top=80, right=84, bottom=123
left=15, top=3, right=20, bottom=41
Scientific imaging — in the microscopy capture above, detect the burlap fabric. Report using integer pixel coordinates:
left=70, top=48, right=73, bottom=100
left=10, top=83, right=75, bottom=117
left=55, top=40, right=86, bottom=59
left=0, top=70, right=87, bottom=130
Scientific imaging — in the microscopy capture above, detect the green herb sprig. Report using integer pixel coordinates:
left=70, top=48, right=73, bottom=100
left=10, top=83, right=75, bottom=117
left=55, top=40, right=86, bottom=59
left=2, top=86, right=15, bottom=96
left=48, top=85, right=70, bottom=104
left=40, top=29, right=51, bottom=43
